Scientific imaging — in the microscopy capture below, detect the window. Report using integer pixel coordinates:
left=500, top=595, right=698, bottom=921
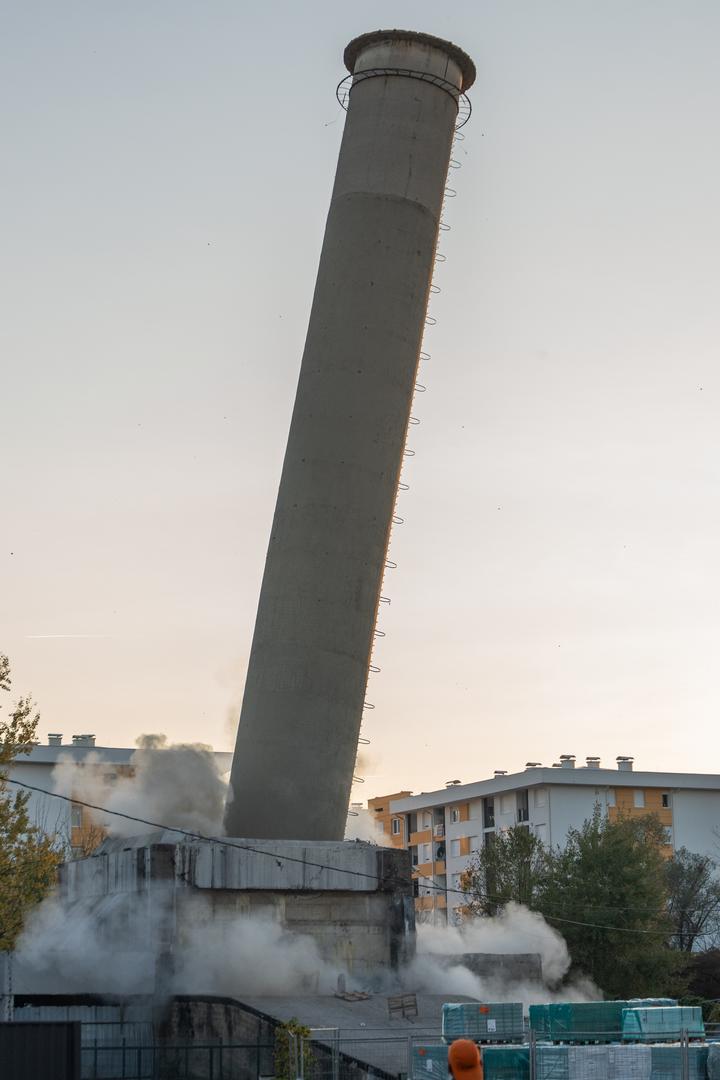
left=375, top=820, right=385, bottom=834
left=500, top=793, right=513, bottom=815
left=450, top=838, right=461, bottom=858
left=483, top=798, right=495, bottom=829
left=71, top=804, right=82, bottom=828
left=469, top=835, right=481, bottom=852
left=662, top=827, right=673, bottom=845
left=422, top=812, right=432, bottom=828
left=633, top=790, right=645, bottom=809
left=607, top=788, right=616, bottom=807
left=450, top=807, right=460, bottom=824
left=451, top=873, right=462, bottom=890
left=534, top=788, right=547, bottom=809
left=535, top=823, right=548, bottom=843
left=662, top=793, right=670, bottom=808
left=517, top=789, right=529, bottom=823
left=392, top=817, right=402, bottom=835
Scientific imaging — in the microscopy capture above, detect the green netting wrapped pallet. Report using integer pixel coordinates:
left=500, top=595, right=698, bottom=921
left=650, top=1044, right=708, bottom=1080
left=622, top=1006, right=705, bottom=1041
left=482, top=1046, right=529, bottom=1080
left=528, top=1005, right=551, bottom=1040
left=538, top=1045, right=654, bottom=1079
left=529, top=1001, right=628, bottom=1042
left=411, top=1044, right=448, bottom=1080
left=441, top=1002, right=524, bottom=1043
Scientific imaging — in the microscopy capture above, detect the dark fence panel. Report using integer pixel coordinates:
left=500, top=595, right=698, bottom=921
left=0, top=1020, right=82, bottom=1080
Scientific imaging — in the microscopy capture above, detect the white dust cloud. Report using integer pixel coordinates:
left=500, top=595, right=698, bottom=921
left=52, top=734, right=227, bottom=837
left=406, top=904, right=600, bottom=1006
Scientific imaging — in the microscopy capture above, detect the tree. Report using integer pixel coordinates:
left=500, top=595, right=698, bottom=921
left=461, top=825, right=549, bottom=917
left=0, top=654, right=62, bottom=950
left=274, top=1018, right=314, bottom=1080
left=666, top=848, right=720, bottom=952
left=684, top=948, right=720, bottom=1000
left=541, top=808, right=681, bottom=998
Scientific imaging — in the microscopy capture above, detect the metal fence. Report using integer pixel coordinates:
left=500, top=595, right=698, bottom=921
left=294, top=1025, right=720, bottom=1080
left=81, top=1041, right=277, bottom=1080
left=23, top=1021, right=720, bottom=1080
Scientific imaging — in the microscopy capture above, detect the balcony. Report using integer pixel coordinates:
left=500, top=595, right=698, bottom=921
left=409, top=828, right=432, bottom=846
left=433, top=824, right=445, bottom=838
left=412, top=861, right=433, bottom=878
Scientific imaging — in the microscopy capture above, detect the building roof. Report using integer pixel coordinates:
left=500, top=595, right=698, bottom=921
left=242, top=991, right=469, bottom=1037
left=20, top=744, right=136, bottom=765
left=390, top=765, right=720, bottom=813
left=18, top=744, right=232, bottom=768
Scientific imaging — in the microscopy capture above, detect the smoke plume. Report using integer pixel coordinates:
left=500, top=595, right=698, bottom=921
left=14, top=883, right=598, bottom=1005
left=14, top=889, right=334, bottom=998
left=407, top=903, right=600, bottom=1005
left=52, top=734, right=227, bottom=838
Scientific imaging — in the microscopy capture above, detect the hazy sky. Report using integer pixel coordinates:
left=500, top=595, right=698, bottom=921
left=3, top=1, right=720, bottom=800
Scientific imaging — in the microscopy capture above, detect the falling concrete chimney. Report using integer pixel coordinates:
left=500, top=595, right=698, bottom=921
left=617, top=756, right=634, bottom=771
left=560, top=754, right=576, bottom=769
left=47, top=733, right=63, bottom=746
left=225, top=30, right=475, bottom=841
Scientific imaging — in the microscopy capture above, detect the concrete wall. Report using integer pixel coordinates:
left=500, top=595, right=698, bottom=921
left=56, top=837, right=415, bottom=985
left=226, top=31, right=475, bottom=841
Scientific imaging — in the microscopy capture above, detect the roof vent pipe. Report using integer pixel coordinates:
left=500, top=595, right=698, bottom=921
left=525, top=762, right=542, bottom=768
left=585, top=756, right=601, bottom=768
left=559, top=754, right=576, bottom=769
left=616, top=756, right=634, bottom=771
left=494, top=770, right=507, bottom=777
left=47, top=734, right=63, bottom=746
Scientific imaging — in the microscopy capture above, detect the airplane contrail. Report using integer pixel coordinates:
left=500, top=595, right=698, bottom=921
left=26, top=634, right=109, bottom=640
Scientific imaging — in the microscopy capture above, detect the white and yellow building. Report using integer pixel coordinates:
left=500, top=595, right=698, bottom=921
left=370, top=755, right=720, bottom=924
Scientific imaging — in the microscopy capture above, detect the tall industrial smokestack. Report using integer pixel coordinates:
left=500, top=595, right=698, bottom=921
left=226, top=30, right=475, bottom=841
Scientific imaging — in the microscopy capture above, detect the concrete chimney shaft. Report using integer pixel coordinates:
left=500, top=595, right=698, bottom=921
left=225, top=30, right=475, bottom=841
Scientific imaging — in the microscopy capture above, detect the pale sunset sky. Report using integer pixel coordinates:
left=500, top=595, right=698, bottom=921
left=3, top=1, right=720, bottom=799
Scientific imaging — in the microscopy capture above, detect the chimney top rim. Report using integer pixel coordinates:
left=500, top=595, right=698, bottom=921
left=344, top=30, right=476, bottom=92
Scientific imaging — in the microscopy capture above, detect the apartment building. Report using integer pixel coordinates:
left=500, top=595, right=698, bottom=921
left=371, top=755, right=720, bottom=924
left=8, top=734, right=232, bottom=855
